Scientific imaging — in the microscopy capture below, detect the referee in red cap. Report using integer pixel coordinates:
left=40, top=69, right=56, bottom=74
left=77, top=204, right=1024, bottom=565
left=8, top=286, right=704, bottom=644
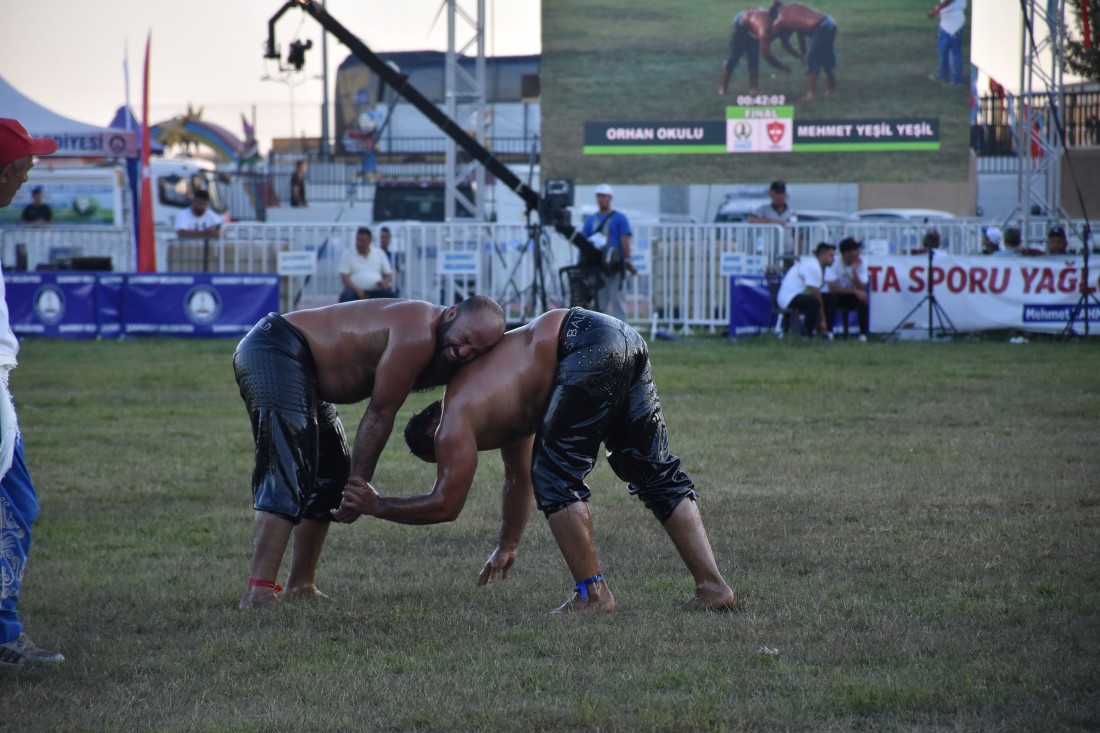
left=0, top=118, right=65, bottom=667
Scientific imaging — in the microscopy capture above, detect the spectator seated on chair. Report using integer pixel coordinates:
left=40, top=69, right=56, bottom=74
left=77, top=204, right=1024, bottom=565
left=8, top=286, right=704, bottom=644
left=338, top=226, right=396, bottom=302
left=823, top=237, right=870, bottom=341
left=775, top=242, right=836, bottom=338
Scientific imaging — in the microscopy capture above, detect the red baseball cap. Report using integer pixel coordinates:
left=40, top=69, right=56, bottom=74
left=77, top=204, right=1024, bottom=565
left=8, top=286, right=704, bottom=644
left=0, top=118, right=58, bottom=166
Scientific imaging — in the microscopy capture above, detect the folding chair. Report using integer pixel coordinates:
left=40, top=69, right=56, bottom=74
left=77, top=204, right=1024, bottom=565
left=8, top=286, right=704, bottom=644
left=559, top=265, right=602, bottom=310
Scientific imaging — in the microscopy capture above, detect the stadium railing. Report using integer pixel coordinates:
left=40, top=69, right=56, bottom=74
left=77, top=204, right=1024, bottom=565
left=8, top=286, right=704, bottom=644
left=3, top=218, right=1091, bottom=334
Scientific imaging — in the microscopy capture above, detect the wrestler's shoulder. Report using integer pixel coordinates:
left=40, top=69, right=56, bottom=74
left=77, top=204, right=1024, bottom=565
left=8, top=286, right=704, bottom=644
left=341, top=298, right=441, bottom=324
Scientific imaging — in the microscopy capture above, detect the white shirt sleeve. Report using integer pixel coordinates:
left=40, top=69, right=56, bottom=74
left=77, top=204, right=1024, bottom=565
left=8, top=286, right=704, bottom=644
left=798, top=257, right=824, bottom=289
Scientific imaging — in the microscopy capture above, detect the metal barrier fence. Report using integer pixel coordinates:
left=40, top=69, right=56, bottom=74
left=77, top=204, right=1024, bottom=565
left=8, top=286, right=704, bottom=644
left=4, top=218, right=1092, bottom=332
left=0, top=226, right=134, bottom=272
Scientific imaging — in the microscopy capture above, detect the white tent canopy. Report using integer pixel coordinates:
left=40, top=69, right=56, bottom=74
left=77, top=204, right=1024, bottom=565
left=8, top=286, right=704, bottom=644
left=0, top=75, right=138, bottom=157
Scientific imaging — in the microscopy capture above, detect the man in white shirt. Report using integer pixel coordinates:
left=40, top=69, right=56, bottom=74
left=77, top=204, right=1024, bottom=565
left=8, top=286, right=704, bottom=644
left=776, top=241, right=836, bottom=337
left=174, top=189, right=222, bottom=239
left=928, top=0, right=966, bottom=85
left=338, top=227, right=394, bottom=302
left=823, top=237, right=870, bottom=340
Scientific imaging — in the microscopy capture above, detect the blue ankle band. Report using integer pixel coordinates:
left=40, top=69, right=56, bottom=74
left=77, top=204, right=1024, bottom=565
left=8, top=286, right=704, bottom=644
left=574, top=574, right=605, bottom=600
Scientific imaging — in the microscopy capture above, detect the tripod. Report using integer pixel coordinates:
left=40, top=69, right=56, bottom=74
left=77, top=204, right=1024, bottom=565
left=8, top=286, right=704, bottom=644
left=888, top=246, right=957, bottom=340
left=493, top=215, right=555, bottom=323
left=1061, top=224, right=1099, bottom=338
left=492, top=144, right=557, bottom=322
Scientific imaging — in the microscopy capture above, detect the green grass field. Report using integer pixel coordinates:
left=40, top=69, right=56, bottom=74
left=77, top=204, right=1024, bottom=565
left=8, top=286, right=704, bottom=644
left=542, top=0, right=972, bottom=185
left=3, top=335, right=1099, bottom=731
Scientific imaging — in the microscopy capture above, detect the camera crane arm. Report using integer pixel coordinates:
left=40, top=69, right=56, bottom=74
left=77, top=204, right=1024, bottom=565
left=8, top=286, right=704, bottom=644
left=266, top=0, right=599, bottom=264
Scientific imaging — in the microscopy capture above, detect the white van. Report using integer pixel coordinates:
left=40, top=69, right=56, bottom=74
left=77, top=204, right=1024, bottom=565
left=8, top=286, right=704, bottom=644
left=1, top=157, right=229, bottom=230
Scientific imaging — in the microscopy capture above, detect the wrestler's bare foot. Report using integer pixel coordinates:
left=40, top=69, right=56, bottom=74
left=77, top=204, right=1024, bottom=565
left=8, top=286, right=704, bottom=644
left=551, top=583, right=616, bottom=614
left=680, top=584, right=736, bottom=612
left=718, top=86, right=726, bottom=96
left=803, top=92, right=815, bottom=102
left=239, top=588, right=281, bottom=611
left=282, top=584, right=333, bottom=602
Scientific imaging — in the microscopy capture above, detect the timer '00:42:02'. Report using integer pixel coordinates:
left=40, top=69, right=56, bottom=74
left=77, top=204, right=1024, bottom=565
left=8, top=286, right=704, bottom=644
left=736, top=95, right=787, bottom=106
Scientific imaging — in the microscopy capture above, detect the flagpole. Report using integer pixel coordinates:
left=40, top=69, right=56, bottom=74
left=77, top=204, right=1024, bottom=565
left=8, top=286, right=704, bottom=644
left=123, top=42, right=132, bottom=132
left=138, top=32, right=157, bottom=273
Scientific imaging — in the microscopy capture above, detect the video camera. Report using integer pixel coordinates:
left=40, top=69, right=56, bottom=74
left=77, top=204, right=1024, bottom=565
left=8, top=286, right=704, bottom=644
left=541, top=179, right=574, bottom=230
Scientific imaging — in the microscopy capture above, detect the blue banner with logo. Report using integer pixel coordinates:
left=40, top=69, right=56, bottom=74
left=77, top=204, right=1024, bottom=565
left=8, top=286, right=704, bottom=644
left=729, top=275, right=773, bottom=337
left=97, top=274, right=125, bottom=339
left=5, top=272, right=102, bottom=339
left=122, top=274, right=279, bottom=337
left=3, top=272, right=279, bottom=339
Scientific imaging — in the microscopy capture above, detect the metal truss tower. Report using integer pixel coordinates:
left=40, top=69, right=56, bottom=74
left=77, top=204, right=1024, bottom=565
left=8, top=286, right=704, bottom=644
left=1015, top=0, right=1067, bottom=229
left=445, top=0, right=488, bottom=221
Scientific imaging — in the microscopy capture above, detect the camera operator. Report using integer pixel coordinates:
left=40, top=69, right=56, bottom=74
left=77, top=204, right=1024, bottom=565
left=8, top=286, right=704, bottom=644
left=581, top=184, right=635, bottom=321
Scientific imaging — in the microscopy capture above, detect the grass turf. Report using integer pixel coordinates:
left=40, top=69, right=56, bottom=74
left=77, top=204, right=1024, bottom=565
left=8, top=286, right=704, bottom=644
left=3, top=334, right=1098, bottom=731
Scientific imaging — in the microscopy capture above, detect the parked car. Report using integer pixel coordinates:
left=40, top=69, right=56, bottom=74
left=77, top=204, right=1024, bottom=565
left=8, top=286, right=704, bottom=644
left=855, top=208, right=956, bottom=222
left=791, top=209, right=856, bottom=222
left=714, top=196, right=770, bottom=223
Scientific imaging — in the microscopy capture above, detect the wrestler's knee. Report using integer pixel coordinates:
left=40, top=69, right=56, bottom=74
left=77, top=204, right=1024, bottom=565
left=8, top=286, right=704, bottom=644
left=253, top=479, right=304, bottom=523
left=536, top=487, right=590, bottom=518
left=639, top=488, right=698, bottom=524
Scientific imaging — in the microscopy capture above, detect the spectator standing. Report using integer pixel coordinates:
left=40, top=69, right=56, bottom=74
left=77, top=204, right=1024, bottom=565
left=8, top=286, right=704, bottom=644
left=175, top=189, right=222, bottom=239
left=581, top=184, right=635, bottom=321
left=776, top=241, right=836, bottom=337
left=823, top=237, right=870, bottom=341
left=928, top=0, right=966, bottom=86
left=338, top=227, right=395, bottom=302
left=1046, top=225, right=1070, bottom=255
left=20, top=186, right=51, bottom=225
left=991, top=227, right=1023, bottom=257
left=980, top=226, right=1002, bottom=254
left=290, top=159, right=308, bottom=208
left=749, top=180, right=793, bottom=225
left=0, top=117, right=64, bottom=666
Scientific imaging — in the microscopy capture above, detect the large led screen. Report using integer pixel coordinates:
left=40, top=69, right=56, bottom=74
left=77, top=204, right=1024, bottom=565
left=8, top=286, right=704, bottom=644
left=541, top=0, right=971, bottom=184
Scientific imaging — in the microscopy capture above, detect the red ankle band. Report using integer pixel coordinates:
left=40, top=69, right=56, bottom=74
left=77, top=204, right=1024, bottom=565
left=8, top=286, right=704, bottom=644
left=248, top=579, right=283, bottom=592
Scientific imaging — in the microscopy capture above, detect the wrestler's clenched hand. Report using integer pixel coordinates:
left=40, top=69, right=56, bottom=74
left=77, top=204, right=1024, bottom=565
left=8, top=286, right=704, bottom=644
left=331, top=476, right=380, bottom=523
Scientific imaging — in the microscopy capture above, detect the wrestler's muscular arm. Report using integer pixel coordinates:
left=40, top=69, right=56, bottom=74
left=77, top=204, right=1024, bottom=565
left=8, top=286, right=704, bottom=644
left=780, top=31, right=804, bottom=60
left=349, top=329, right=435, bottom=481
left=478, top=436, right=535, bottom=586
left=342, top=408, right=480, bottom=524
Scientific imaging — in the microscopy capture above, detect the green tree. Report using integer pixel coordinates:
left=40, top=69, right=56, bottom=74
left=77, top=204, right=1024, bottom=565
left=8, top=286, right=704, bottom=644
left=1065, top=0, right=1100, bottom=81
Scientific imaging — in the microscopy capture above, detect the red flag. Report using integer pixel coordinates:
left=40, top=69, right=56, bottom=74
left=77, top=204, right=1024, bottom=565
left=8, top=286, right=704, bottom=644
left=137, top=32, right=156, bottom=272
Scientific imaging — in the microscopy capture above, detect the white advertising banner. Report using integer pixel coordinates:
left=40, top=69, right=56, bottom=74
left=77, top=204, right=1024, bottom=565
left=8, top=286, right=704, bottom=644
left=867, top=254, right=1100, bottom=334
